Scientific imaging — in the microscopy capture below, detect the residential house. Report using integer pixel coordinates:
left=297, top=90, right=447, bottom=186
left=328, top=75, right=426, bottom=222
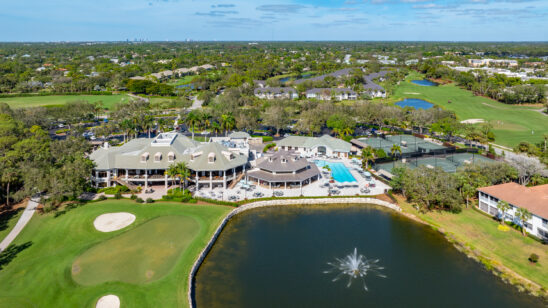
left=305, top=88, right=357, bottom=101
left=478, top=183, right=548, bottom=240
left=254, top=87, right=298, bottom=100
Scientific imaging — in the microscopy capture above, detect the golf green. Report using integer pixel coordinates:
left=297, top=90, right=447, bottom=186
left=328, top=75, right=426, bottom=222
left=0, top=200, right=231, bottom=307
left=73, top=215, right=199, bottom=286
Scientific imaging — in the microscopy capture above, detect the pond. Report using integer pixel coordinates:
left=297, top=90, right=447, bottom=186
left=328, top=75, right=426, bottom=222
left=395, top=98, right=433, bottom=110
left=411, top=79, right=438, bottom=86
left=280, top=73, right=313, bottom=83
left=195, top=205, right=544, bottom=308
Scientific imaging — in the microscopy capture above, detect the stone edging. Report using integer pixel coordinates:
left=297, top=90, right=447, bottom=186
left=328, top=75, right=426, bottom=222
left=187, top=197, right=400, bottom=308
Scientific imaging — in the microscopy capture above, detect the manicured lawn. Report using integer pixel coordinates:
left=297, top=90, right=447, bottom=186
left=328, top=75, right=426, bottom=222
left=167, top=75, right=195, bottom=86
left=390, top=72, right=548, bottom=147
left=0, top=94, right=130, bottom=110
left=399, top=198, right=548, bottom=290
left=0, top=208, right=24, bottom=242
left=0, top=200, right=231, bottom=307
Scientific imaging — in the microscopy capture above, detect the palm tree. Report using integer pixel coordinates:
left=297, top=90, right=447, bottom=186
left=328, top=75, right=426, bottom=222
left=361, top=146, right=375, bottom=170
left=157, top=118, right=169, bottom=133
left=201, top=112, right=212, bottom=132
left=211, top=121, right=222, bottom=137
left=166, top=164, right=178, bottom=188
left=142, top=115, right=155, bottom=138
left=390, top=144, right=402, bottom=158
left=342, top=127, right=354, bottom=137
left=184, top=111, right=201, bottom=140
left=176, top=162, right=190, bottom=190
left=496, top=200, right=511, bottom=225
left=515, top=208, right=532, bottom=236
left=220, top=113, right=235, bottom=137
left=332, top=127, right=343, bottom=138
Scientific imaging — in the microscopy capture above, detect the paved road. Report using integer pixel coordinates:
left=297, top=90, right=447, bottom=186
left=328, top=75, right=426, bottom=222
left=0, top=198, right=39, bottom=252
left=188, top=96, right=203, bottom=110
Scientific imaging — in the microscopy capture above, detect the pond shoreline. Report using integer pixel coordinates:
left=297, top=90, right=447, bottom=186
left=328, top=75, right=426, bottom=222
left=187, top=197, right=401, bottom=308
left=398, top=207, right=548, bottom=302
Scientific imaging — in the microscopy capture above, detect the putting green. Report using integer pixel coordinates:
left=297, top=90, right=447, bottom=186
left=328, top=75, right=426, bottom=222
left=72, top=215, right=199, bottom=285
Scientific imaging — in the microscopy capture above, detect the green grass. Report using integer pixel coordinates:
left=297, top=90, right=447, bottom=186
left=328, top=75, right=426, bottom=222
left=0, top=208, right=24, bottom=242
left=0, top=94, right=130, bottom=110
left=390, top=72, right=548, bottom=147
left=167, top=75, right=195, bottom=86
left=0, top=200, right=231, bottom=307
left=399, top=198, right=548, bottom=290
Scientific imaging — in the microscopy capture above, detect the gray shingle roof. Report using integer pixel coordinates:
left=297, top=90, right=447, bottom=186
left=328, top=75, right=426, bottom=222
left=254, top=87, right=297, bottom=95
left=256, top=151, right=310, bottom=173
left=306, top=88, right=356, bottom=94
left=294, top=68, right=354, bottom=84
left=90, top=133, right=247, bottom=172
left=277, top=135, right=351, bottom=152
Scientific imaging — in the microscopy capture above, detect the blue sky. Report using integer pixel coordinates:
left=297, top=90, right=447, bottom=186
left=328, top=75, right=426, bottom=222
left=1, top=0, right=547, bottom=41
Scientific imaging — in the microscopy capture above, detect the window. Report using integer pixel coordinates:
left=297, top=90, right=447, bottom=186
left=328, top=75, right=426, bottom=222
left=524, top=222, right=532, bottom=230
left=208, top=152, right=215, bottom=163
left=168, top=152, right=175, bottom=162
left=154, top=152, right=162, bottom=162
left=542, top=219, right=548, bottom=228
left=141, top=152, right=149, bottom=163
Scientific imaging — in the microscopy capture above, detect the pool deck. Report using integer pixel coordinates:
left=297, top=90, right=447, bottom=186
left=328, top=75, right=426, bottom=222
left=194, top=158, right=391, bottom=201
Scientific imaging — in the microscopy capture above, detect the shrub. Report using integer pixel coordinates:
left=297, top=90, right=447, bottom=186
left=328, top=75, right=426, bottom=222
left=98, top=185, right=130, bottom=195
left=130, top=194, right=137, bottom=200
left=146, top=198, right=154, bottom=203
left=263, top=143, right=276, bottom=153
left=114, top=192, right=122, bottom=199
left=135, top=197, right=144, bottom=203
left=529, top=253, right=539, bottom=263
left=162, top=187, right=194, bottom=202
left=97, top=195, right=107, bottom=201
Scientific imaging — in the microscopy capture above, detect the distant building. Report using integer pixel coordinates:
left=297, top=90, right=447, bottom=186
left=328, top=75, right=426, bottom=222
left=254, top=87, right=298, bottom=100
left=468, top=59, right=518, bottom=67
left=305, top=88, right=357, bottom=101
left=478, top=183, right=548, bottom=240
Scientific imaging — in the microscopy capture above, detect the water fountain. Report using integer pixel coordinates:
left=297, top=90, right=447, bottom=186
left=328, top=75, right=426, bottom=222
left=324, top=248, right=386, bottom=291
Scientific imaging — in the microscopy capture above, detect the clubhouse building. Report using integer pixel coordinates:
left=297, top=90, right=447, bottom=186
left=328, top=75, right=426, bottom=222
left=277, top=135, right=352, bottom=158
left=246, top=150, right=321, bottom=189
left=90, top=132, right=249, bottom=190
left=478, top=183, right=548, bottom=240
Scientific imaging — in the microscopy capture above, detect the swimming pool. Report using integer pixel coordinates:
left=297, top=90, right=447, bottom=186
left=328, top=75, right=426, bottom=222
left=314, top=160, right=356, bottom=182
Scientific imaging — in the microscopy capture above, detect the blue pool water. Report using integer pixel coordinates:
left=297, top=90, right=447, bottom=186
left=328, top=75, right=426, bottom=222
left=395, top=98, right=434, bottom=110
left=411, top=79, right=438, bottom=86
left=314, top=160, right=356, bottom=182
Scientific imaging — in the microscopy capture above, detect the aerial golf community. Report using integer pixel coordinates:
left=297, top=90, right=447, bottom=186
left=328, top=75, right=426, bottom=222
left=0, top=42, right=547, bottom=308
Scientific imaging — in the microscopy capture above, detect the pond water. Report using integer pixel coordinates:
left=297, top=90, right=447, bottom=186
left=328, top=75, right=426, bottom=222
left=411, top=79, right=438, bottom=86
left=395, top=98, right=434, bottom=110
left=195, top=205, right=544, bottom=308
left=176, top=83, right=195, bottom=89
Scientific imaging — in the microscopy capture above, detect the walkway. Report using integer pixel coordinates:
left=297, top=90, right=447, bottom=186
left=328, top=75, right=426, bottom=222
left=0, top=198, right=39, bottom=252
left=188, top=96, right=203, bottom=110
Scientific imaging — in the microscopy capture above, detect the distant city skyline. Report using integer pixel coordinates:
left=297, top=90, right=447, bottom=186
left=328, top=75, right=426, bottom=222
left=1, top=0, right=547, bottom=42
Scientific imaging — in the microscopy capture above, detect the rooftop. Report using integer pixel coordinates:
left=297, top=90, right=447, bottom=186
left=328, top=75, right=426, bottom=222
left=478, top=183, right=548, bottom=219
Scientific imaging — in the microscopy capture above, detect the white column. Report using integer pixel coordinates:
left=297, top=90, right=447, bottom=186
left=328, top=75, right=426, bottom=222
left=209, top=171, right=213, bottom=190
left=165, top=172, right=168, bottom=189
left=223, top=170, right=226, bottom=189
left=196, top=172, right=199, bottom=190
left=106, top=170, right=111, bottom=187
left=145, top=172, right=148, bottom=190
left=125, top=169, right=128, bottom=180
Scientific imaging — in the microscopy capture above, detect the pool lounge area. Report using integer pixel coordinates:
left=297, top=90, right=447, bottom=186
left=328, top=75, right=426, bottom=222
left=314, top=160, right=357, bottom=183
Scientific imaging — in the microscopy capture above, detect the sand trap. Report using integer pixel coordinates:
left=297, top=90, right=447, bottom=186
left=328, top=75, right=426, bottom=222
left=460, top=118, right=485, bottom=124
left=96, top=295, right=120, bottom=308
left=403, top=92, right=421, bottom=95
left=94, top=212, right=135, bottom=232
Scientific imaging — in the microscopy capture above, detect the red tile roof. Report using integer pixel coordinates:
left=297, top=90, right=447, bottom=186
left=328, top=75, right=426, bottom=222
left=478, top=183, right=548, bottom=218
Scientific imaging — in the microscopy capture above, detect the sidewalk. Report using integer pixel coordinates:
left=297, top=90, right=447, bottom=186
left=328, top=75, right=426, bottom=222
left=0, top=198, right=39, bottom=252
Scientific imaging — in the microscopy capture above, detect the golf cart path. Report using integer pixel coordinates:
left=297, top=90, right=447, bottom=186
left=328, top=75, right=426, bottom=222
left=0, top=198, right=39, bottom=252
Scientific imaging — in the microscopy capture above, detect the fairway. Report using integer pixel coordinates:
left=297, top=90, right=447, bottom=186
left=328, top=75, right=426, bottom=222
left=0, top=200, right=231, bottom=307
left=0, top=94, right=130, bottom=110
left=391, top=72, right=548, bottom=147
left=73, top=215, right=199, bottom=285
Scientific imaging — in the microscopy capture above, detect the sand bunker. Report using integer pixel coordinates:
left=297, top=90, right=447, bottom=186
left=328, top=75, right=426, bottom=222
left=403, top=92, right=421, bottom=95
left=96, top=295, right=120, bottom=308
left=94, top=212, right=136, bottom=232
left=460, top=119, right=485, bottom=124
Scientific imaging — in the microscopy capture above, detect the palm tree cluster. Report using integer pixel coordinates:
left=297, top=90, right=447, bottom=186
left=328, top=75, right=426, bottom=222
left=183, top=110, right=235, bottom=139
left=166, top=162, right=191, bottom=191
